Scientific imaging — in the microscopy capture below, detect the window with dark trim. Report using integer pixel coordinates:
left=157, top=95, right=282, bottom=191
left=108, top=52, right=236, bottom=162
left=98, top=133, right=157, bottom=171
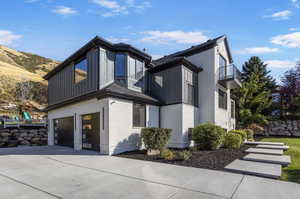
left=128, top=56, right=144, bottom=80
left=74, top=58, right=88, bottom=83
left=115, top=54, right=126, bottom=77
left=218, top=89, right=227, bottom=109
left=133, top=103, right=146, bottom=127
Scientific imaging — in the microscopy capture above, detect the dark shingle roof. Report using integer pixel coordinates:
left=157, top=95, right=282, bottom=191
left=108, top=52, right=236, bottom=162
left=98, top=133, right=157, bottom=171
left=44, top=82, right=161, bottom=111
left=150, top=56, right=202, bottom=73
left=152, top=35, right=232, bottom=66
left=99, top=82, right=160, bottom=104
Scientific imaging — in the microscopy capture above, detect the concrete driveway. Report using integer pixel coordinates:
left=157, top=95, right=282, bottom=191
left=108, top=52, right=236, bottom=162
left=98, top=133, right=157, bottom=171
left=0, top=146, right=299, bottom=199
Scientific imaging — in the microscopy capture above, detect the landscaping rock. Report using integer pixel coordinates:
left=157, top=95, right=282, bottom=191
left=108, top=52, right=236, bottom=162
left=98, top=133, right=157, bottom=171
left=0, top=128, right=47, bottom=147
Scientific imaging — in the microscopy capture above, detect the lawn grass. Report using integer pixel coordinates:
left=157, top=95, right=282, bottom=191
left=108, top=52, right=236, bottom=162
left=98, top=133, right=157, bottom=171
left=259, top=137, right=300, bottom=184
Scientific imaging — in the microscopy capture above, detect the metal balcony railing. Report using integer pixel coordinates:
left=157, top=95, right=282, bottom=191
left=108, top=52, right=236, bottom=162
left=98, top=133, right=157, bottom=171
left=219, top=64, right=241, bottom=82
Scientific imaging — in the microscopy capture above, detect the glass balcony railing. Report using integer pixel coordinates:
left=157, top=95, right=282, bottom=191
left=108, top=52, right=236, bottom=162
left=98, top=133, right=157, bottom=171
left=218, top=64, right=242, bottom=88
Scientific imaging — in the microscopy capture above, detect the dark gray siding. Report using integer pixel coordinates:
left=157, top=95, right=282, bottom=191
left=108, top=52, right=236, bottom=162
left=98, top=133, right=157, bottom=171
left=99, top=47, right=115, bottom=88
left=150, top=65, right=182, bottom=105
left=48, top=48, right=99, bottom=105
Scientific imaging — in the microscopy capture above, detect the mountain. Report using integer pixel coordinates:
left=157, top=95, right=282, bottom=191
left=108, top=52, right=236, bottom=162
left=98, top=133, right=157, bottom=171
left=0, top=45, right=60, bottom=107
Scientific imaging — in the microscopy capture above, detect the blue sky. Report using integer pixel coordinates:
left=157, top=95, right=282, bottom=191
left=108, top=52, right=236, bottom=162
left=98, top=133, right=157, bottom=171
left=0, top=0, right=300, bottom=81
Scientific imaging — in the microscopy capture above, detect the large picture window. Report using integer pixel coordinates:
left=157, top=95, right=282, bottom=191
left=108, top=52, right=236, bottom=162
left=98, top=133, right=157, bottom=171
left=218, top=89, right=227, bottom=109
left=115, top=54, right=126, bottom=77
left=133, top=103, right=146, bottom=127
left=74, top=58, right=88, bottom=83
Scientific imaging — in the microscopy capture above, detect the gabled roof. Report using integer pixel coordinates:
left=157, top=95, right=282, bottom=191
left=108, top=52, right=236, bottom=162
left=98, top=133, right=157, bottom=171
left=44, top=82, right=161, bottom=111
left=43, top=36, right=152, bottom=80
left=153, top=35, right=233, bottom=65
left=150, top=56, right=202, bottom=73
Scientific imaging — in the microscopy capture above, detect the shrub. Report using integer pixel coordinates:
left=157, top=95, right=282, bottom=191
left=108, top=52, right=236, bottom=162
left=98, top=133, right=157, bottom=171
left=161, top=149, right=176, bottom=160
left=224, top=133, right=242, bottom=149
left=243, top=129, right=254, bottom=140
left=192, top=123, right=226, bottom=150
left=178, top=150, right=192, bottom=161
left=141, top=128, right=172, bottom=154
left=228, top=130, right=247, bottom=142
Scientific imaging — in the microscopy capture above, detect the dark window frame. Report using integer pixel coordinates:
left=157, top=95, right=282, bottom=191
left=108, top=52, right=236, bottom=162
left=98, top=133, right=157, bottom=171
left=115, top=53, right=126, bottom=77
left=218, top=89, right=227, bottom=110
left=74, top=57, right=88, bottom=84
left=132, top=103, right=146, bottom=127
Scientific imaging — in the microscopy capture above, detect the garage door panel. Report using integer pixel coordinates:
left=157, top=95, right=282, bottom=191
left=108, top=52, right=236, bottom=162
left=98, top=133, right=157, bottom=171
left=54, top=117, right=74, bottom=148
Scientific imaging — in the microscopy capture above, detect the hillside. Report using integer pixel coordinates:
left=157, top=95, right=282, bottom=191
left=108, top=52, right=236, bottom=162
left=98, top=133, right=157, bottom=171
left=0, top=45, right=60, bottom=107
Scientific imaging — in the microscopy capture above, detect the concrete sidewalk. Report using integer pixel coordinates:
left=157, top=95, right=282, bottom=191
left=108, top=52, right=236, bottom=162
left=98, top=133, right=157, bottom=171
left=0, top=146, right=299, bottom=199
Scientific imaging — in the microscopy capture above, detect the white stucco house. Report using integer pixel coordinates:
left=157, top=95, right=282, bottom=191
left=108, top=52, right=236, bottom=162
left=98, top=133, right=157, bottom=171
left=44, top=35, right=241, bottom=155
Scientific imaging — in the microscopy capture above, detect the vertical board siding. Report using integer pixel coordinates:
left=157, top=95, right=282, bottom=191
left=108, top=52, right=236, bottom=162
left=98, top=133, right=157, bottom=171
left=150, top=65, right=182, bottom=105
left=48, top=48, right=99, bottom=105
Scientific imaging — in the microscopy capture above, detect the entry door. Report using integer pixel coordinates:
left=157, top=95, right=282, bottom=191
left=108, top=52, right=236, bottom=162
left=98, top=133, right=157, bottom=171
left=82, top=112, right=100, bottom=151
left=54, top=117, right=74, bottom=147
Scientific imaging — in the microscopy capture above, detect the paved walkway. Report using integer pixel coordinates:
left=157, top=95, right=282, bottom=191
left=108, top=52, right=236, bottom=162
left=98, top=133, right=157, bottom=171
left=0, top=146, right=299, bottom=199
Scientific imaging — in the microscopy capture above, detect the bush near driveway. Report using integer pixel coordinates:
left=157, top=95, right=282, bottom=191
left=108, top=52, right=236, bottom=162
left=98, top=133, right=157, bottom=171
left=161, top=149, right=176, bottom=160
left=228, top=130, right=247, bottom=142
left=141, top=128, right=171, bottom=155
left=224, top=133, right=242, bottom=149
left=178, top=150, right=192, bottom=161
left=192, top=123, right=226, bottom=150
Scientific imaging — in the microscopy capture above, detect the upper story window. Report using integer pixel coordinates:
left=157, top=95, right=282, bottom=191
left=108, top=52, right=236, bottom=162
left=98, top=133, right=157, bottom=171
left=128, top=56, right=144, bottom=80
left=115, top=54, right=126, bottom=77
left=183, top=68, right=197, bottom=106
left=74, top=57, right=88, bottom=84
left=219, top=54, right=226, bottom=68
left=218, top=89, right=227, bottom=109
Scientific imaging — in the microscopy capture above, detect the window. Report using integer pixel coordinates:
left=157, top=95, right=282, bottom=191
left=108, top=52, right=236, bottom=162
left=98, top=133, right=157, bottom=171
left=129, top=56, right=136, bottom=79
left=218, top=89, right=227, bottom=109
left=115, top=54, right=126, bottom=77
left=187, top=84, right=194, bottom=105
left=231, top=100, right=235, bottom=118
left=133, top=103, right=146, bottom=127
left=136, top=60, right=144, bottom=80
left=184, top=68, right=196, bottom=106
left=128, top=56, right=144, bottom=80
left=74, top=58, right=88, bottom=83
left=219, top=55, right=227, bottom=80
left=219, top=55, right=226, bottom=68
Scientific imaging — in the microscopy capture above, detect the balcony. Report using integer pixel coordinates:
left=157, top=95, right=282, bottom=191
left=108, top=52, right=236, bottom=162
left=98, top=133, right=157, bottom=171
left=218, top=64, right=242, bottom=89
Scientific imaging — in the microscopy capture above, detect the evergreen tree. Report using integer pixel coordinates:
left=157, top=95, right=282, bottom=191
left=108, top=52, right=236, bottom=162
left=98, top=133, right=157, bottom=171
left=242, top=56, right=277, bottom=91
left=236, top=73, right=272, bottom=127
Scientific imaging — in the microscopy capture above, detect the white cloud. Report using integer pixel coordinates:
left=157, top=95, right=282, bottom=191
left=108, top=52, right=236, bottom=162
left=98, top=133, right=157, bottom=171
left=291, top=0, right=300, bottom=8
left=53, top=6, right=77, bottom=16
left=237, top=47, right=279, bottom=54
left=0, top=30, right=22, bottom=46
left=265, top=10, right=293, bottom=20
left=91, top=0, right=150, bottom=17
left=265, top=60, right=296, bottom=68
left=140, top=31, right=209, bottom=45
left=271, top=32, right=300, bottom=48
left=289, top=27, right=300, bottom=31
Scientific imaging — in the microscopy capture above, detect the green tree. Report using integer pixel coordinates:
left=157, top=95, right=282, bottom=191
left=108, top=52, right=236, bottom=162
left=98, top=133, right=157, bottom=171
left=242, top=56, right=277, bottom=91
left=235, top=73, right=272, bottom=128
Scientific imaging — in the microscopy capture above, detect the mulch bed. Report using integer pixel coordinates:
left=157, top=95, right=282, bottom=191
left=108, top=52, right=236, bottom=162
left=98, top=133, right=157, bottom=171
left=116, top=145, right=250, bottom=170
